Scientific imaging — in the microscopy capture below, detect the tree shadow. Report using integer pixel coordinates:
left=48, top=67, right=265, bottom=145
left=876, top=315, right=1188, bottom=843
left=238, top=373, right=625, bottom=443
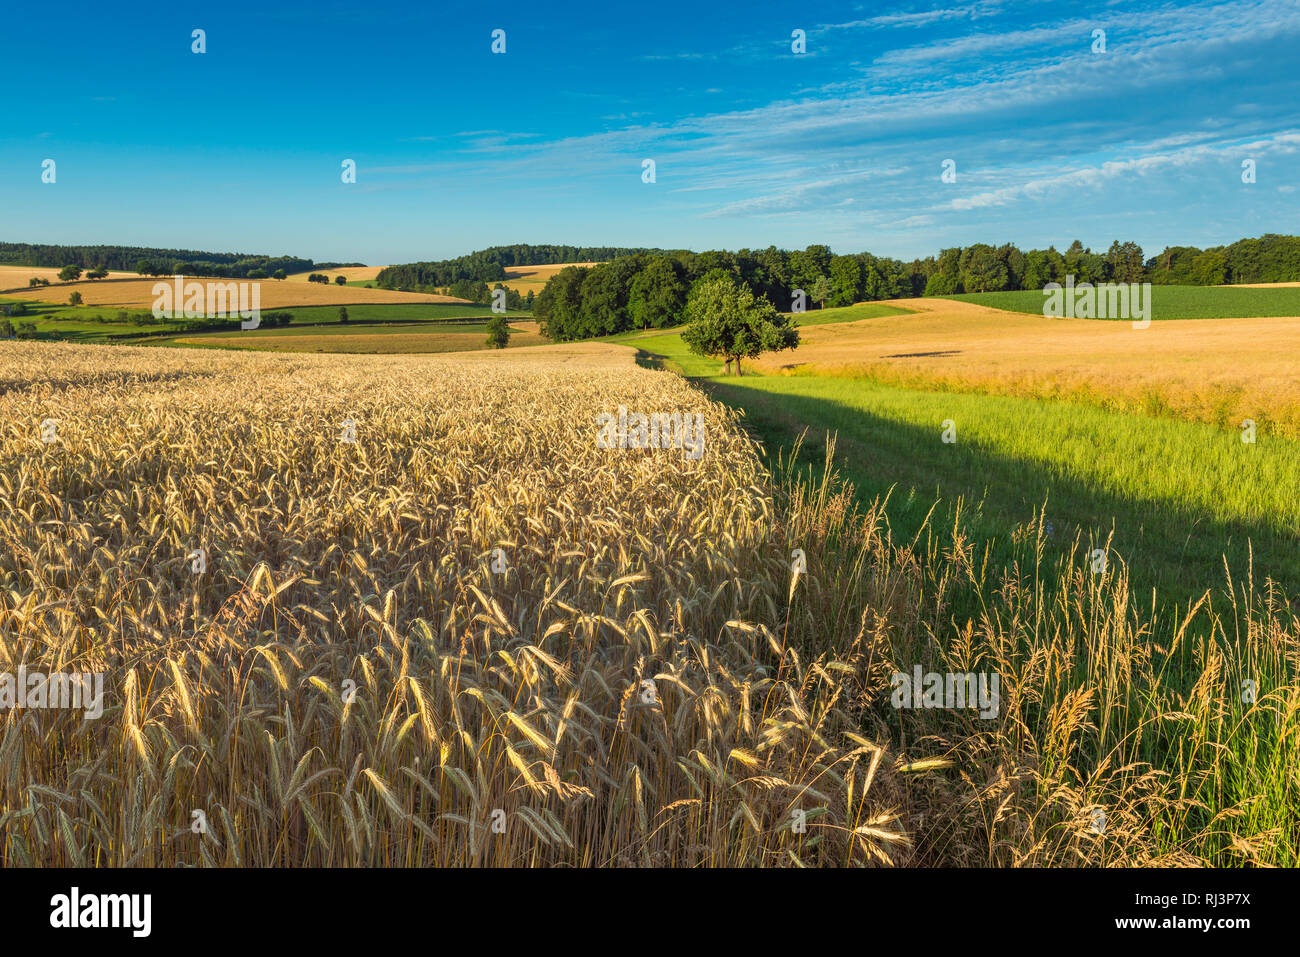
left=701, top=377, right=1298, bottom=610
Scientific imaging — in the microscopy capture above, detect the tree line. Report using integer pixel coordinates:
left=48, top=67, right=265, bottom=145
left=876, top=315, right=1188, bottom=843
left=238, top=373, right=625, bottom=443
left=445, top=279, right=532, bottom=311
left=533, top=234, right=1300, bottom=340
left=375, top=244, right=665, bottom=292
left=0, top=242, right=363, bottom=280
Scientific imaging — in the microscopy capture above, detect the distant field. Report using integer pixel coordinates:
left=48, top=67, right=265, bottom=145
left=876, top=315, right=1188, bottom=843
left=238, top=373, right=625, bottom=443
left=493, top=262, right=600, bottom=294
left=0, top=264, right=136, bottom=290
left=241, top=303, right=527, bottom=324
left=621, top=310, right=1300, bottom=602
left=705, top=372, right=1300, bottom=602
left=0, top=297, right=530, bottom=346
left=4, top=275, right=469, bottom=309
left=743, top=297, right=1300, bottom=437
left=945, top=284, right=1300, bottom=319
left=285, top=266, right=385, bottom=284
left=171, top=325, right=546, bottom=354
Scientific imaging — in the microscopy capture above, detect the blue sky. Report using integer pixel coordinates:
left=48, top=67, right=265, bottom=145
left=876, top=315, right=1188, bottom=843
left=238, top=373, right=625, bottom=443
left=2, top=0, right=1297, bottom=264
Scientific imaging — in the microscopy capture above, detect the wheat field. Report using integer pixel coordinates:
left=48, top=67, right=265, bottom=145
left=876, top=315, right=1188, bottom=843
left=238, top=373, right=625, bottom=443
left=0, top=341, right=915, bottom=866
left=1, top=340, right=1294, bottom=867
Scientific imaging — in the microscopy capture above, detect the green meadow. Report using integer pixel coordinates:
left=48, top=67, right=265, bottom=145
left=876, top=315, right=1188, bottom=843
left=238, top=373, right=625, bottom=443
left=946, top=283, right=1300, bottom=318
left=621, top=329, right=1300, bottom=605
left=0, top=297, right=527, bottom=345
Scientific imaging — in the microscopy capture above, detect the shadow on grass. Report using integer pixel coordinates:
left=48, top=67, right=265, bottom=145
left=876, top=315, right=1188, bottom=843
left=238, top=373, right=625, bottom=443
left=701, top=376, right=1299, bottom=611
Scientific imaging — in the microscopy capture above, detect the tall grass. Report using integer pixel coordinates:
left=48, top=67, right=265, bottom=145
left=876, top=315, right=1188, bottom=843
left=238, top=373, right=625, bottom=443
left=777, top=439, right=1298, bottom=865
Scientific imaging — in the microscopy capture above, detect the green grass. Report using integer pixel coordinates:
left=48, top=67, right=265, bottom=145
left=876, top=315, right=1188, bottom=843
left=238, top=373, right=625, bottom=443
left=622, top=332, right=1300, bottom=605
left=791, top=301, right=913, bottom=325
left=146, top=321, right=501, bottom=348
left=620, top=331, right=724, bottom=377
left=0, top=299, right=177, bottom=339
left=622, top=297, right=1298, bottom=867
left=945, top=284, right=1300, bottom=319
left=610, top=302, right=911, bottom=373
left=0, top=298, right=530, bottom=345
left=250, top=303, right=528, bottom=323
left=152, top=321, right=501, bottom=344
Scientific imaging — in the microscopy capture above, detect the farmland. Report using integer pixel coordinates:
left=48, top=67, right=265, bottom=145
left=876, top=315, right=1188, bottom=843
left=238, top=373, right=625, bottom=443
left=492, top=262, right=602, bottom=295
left=0, top=264, right=136, bottom=288
left=0, top=340, right=899, bottom=866
left=1, top=252, right=1298, bottom=872
left=946, top=283, right=1300, bottom=319
left=745, top=298, right=1300, bottom=437
left=170, top=322, right=546, bottom=354
left=0, top=292, right=525, bottom=347
left=2, top=334, right=1295, bottom=868
left=620, top=299, right=1300, bottom=601
left=1, top=275, right=469, bottom=309
left=285, top=266, right=386, bottom=284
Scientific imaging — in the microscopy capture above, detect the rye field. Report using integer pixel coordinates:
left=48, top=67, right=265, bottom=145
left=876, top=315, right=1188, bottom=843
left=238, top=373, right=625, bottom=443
left=1, top=333, right=1296, bottom=867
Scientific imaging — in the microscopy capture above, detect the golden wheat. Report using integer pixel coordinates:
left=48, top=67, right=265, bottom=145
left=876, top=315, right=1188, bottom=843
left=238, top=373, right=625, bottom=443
left=0, top=340, right=908, bottom=866
left=2, top=340, right=1294, bottom=867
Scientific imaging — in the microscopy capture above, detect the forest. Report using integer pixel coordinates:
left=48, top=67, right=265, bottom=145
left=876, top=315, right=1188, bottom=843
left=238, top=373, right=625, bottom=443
left=0, top=241, right=364, bottom=279
left=533, top=234, right=1300, bottom=340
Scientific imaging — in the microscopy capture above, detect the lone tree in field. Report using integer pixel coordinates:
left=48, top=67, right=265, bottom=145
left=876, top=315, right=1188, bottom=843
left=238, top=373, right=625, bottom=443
left=681, top=275, right=799, bottom=376
left=58, top=265, right=82, bottom=282
left=68, top=291, right=83, bottom=306
left=334, top=275, right=346, bottom=285
left=338, top=306, right=348, bottom=324
left=810, top=275, right=831, bottom=309
left=485, top=316, right=511, bottom=350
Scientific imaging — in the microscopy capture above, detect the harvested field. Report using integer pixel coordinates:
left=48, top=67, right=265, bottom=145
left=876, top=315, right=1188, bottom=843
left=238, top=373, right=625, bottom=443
left=494, top=262, right=600, bottom=294
left=0, top=264, right=135, bottom=290
left=286, top=266, right=386, bottom=283
left=4, top=276, right=470, bottom=309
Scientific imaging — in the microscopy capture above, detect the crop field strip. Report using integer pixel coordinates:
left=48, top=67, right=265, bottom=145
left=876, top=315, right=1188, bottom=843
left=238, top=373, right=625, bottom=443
left=2, top=275, right=470, bottom=309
